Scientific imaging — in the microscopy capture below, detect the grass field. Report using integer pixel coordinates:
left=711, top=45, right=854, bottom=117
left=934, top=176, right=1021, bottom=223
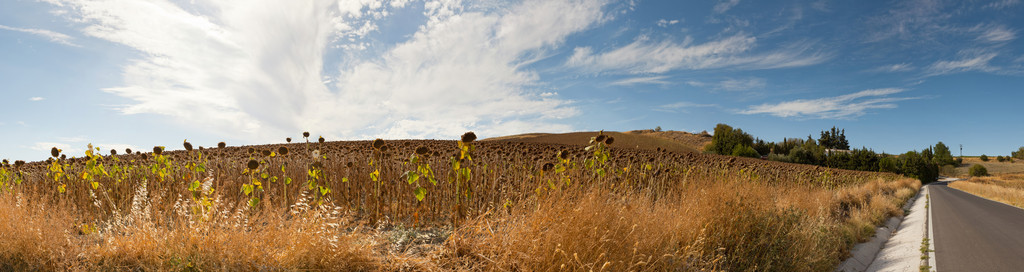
left=948, top=157, right=1024, bottom=177
left=949, top=174, right=1024, bottom=209
left=0, top=132, right=918, bottom=270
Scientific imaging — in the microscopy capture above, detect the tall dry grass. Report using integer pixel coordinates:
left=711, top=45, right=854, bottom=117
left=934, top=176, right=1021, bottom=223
left=0, top=137, right=919, bottom=271
left=949, top=174, right=1024, bottom=208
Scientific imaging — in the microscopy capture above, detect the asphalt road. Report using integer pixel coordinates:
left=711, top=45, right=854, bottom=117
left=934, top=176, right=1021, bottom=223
left=930, top=180, right=1024, bottom=271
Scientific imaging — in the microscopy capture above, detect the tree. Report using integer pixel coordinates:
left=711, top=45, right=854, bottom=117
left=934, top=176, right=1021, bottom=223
left=932, top=142, right=955, bottom=166
left=654, top=126, right=662, bottom=132
left=997, top=156, right=1006, bottom=162
left=1013, top=147, right=1024, bottom=160
left=731, top=145, right=761, bottom=158
left=818, top=126, right=850, bottom=150
left=969, top=164, right=989, bottom=177
left=980, top=154, right=989, bottom=162
left=705, top=124, right=754, bottom=155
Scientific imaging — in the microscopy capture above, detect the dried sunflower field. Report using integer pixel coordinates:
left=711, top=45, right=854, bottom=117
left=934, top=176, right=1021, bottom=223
left=0, top=132, right=919, bottom=271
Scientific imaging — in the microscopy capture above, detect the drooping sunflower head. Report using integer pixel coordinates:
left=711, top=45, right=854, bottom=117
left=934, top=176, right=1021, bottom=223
left=461, top=132, right=477, bottom=143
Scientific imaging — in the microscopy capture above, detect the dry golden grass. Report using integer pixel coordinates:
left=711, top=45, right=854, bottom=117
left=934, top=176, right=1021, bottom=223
left=949, top=174, right=1024, bottom=209
left=950, top=157, right=1024, bottom=177
left=0, top=136, right=919, bottom=271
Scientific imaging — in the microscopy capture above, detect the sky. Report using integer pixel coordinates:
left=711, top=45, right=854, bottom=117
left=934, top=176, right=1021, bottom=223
left=1, top=0, right=1023, bottom=162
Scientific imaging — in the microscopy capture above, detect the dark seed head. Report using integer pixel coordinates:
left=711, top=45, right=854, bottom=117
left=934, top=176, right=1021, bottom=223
left=60, top=154, right=66, bottom=160
left=247, top=159, right=259, bottom=170
left=346, top=161, right=353, bottom=168
left=461, top=132, right=477, bottom=143
left=183, top=141, right=193, bottom=152
left=261, top=150, right=271, bottom=157
left=126, top=148, right=132, bottom=154
left=595, top=134, right=607, bottom=143
left=558, top=150, right=569, bottom=160
left=153, top=146, right=163, bottom=155
left=15, top=160, right=25, bottom=168
left=303, top=132, right=310, bottom=138
left=248, top=147, right=255, bottom=154
left=286, top=137, right=292, bottom=143
left=51, top=147, right=60, bottom=158
left=278, top=146, right=288, bottom=155
left=318, top=136, right=325, bottom=143
left=110, top=149, right=117, bottom=156
left=372, top=138, right=386, bottom=150
left=605, top=137, right=615, bottom=145
left=218, top=142, right=226, bottom=148
left=542, top=162, right=555, bottom=172
left=416, top=146, right=430, bottom=155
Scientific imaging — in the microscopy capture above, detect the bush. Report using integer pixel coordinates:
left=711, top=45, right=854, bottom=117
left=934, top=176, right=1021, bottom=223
left=997, top=156, right=1006, bottom=162
left=980, top=154, right=989, bottom=162
left=767, top=153, right=791, bottom=163
left=969, top=164, right=989, bottom=177
left=731, top=145, right=761, bottom=158
left=956, top=157, right=963, bottom=166
left=705, top=124, right=754, bottom=155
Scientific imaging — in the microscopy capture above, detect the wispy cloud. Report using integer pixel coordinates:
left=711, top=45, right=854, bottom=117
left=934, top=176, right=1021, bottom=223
left=984, top=0, right=1020, bottom=9
left=974, top=24, right=1016, bottom=42
left=655, top=101, right=717, bottom=113
left=656, top=19, right=679, bottom=27
left=0, top=24, right=79, bottom=47
left=713, top=0, right=741, bottom=13
left=741, top=88, right=917, bottom=119
left=29, top=97, right=45, bottom=101
left=47, top=0, right=609, bottom=141
left=865, top=0, right=950, bottom=43
left=566, top=34, right=830, bottom=74
left=687, top=78, right=765, bottom=91
left=926, top=50, right=998, bottom=75
left=610, top=75, right=670, bottom=86
left=868, top=63, right=915, bottom=73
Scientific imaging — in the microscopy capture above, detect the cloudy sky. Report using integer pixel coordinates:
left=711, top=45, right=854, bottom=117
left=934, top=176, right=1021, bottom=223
left=2, top=0, right=1023, bottom=161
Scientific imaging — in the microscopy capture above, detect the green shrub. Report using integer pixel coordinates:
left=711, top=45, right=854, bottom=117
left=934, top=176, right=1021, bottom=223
left=997, top=156, right=1006, bottom=162
left=731, top=145, right=761, bottom=158
left=980, top=154, right=989, bottom=162
left=969, top=164, right=989, bottom=177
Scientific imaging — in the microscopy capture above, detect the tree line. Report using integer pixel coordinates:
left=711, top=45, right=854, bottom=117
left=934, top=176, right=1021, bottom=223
left=705, top=124, right=959, bottom=183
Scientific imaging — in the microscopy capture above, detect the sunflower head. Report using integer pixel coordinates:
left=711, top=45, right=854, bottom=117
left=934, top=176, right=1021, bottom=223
left=218, top=142, right=227, bottom=149
left=183, top=140, right=193, bottom=152
left=247, top=159, right=259, bottom=170
left=605, top=137, right=615, bottom=145
left=303, top=132, right=310, bottom=138
left=461, top=132, right=477, bottom=143
left=372, top=138, right=386, bottom=150
left=278, top=146, right=289, bottom=155
left=286, top=137, right=292, bottom=143
left=318, top=136, right=325, bottom=144
left=416, top=146, right=430, bottom=156
left=50, top=147, right=60, bottom=158
left=153, top=146, right=163, bottom=155
left=542, top=162, right=555, bottom=172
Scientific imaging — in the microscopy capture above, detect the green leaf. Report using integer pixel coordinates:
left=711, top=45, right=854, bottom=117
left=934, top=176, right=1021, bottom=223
left=319, top=185, right=330, bottom=196
left=342, top=177, right=349, bottom=183
left=406, top=171, right=420, bottom=184
left=248, top=197, right=260, bottom=207
left=260, top=172, right=269, bottom=179
left=428, top=176, right=437, bottom=186
left=414, top=187, right=426, bottom=201
left=370, top=169, right=380, bottom=182
left=285, top=177, right=293, bottom=185
left=242, top=184, right=253, bottom=196
left=189, top=180, right=201, bottom=191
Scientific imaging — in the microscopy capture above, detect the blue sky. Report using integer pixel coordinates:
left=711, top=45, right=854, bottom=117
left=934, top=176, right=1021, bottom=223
left=2, top=0, right=1023, bottom=161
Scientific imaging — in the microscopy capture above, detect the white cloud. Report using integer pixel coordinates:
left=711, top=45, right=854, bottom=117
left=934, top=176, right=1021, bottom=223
left=716, top=78, right=765, bottom=91
left=48, top=0, right=607, bottom=142
left=655, top=101, right=717, bottom=113
left=713, top=0, right=741, bottom=13
left=865, top=0, right=949, bottom=42
left=741, top=88, right=917, bottom=119
left=984, top=0, right=1020, bottom=9
left=29, top=97, right=45, bottom=101
left=610, top=76, right=670, bottom=86
left=0, top=24, right=79, bottom=47
left=975, top=24, right=1016, bottom=42
left=926, top=50, right=998, bottom=75
left=566, top=34, right=829, bottom=74
left=656, top=19, right=679, bottom=27
left=868, top=63, right=915, bottom=73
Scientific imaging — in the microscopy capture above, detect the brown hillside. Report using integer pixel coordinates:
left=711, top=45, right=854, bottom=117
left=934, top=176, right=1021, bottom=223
left=482, top=131, right=701, bottom=154
left=626, top=129, right=712, bottom=151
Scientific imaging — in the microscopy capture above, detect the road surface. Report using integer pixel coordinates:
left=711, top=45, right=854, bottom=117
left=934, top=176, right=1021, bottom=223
left=930, top=180, right=1024, bottom=271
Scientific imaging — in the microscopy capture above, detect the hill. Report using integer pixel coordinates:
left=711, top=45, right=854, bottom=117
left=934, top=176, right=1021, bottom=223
left=482, top=130, right=709, bottom=154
